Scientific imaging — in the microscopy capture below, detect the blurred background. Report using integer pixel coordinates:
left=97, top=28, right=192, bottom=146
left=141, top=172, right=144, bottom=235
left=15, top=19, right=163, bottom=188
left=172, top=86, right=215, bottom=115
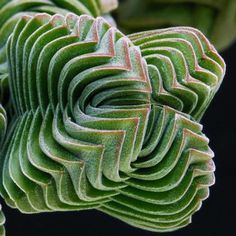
left=2, top=0, right=236, bottom=235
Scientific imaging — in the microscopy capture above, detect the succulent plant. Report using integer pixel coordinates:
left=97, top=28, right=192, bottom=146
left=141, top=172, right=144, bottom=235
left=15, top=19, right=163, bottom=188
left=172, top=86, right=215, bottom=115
left=128, top=27, right=226, bottom=121
left=118, top=0, right=236, bottom=51
left=0, top=104, right=7, bottom=236
left=0, top=207, right=4, bottom=236
left=0, top=0, right=118, bottom=77
left=0, top=0, right=227, bottom=235
left=0, top=10, right=225, bottom=235
left=0, top=1, right=118, bottom=132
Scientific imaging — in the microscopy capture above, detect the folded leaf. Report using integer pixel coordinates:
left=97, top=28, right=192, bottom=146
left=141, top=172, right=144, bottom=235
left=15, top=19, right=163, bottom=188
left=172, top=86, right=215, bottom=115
left=0, top=13, right=223, bottom=233
left=129, top=27, right=226, bottom=120
left=0, top=0, right=118, bottom=76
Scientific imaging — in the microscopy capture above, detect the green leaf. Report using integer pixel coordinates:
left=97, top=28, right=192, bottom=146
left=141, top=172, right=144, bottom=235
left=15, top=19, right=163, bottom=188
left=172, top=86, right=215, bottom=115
left=118, top=0, right=236, bottom=51
left=129, top=27, right=226, bottom=120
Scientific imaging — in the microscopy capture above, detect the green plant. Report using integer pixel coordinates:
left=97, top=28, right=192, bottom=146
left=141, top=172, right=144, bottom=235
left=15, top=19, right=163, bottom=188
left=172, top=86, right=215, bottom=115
left=0, top=104, right=6, bottom=236
left=0, top=0, right=118, bottom=77
left=118, top=0, right=236, bottom=51
left=128, top=27, right=225, bottom=121
left=0, top=1, right=226, bottom=235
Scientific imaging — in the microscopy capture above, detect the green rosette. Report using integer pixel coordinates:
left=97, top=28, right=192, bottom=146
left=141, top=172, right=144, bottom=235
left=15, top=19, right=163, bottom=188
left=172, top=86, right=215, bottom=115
left=0, top=13, right=225, bottom=233
left=118, top=0, right=236, bottom=51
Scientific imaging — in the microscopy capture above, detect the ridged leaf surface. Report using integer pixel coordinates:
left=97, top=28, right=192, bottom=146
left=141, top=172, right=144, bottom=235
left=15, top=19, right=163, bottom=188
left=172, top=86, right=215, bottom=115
left=129, top=27, right=226, bottom=120
left=0, top=0, right=118, bottom=77
left=0, top=13, right=223, bottom=233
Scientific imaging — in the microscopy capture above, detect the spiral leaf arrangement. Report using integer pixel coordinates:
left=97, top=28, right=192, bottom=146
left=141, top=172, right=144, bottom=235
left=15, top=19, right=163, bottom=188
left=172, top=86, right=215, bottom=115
left=118, top=0, right=236, bottom=50
left=0, top=12, right=225, bottom=234
left=0, top=1, right=226, bottom=235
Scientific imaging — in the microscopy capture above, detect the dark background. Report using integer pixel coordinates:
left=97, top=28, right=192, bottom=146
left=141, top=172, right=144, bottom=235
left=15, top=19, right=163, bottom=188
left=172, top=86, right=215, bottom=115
left=2, top=20, right=236, bottom=236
